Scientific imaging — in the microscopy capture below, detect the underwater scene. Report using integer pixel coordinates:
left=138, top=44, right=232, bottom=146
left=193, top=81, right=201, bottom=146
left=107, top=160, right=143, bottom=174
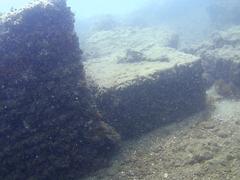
left=1, top=0, right=240, bottom=179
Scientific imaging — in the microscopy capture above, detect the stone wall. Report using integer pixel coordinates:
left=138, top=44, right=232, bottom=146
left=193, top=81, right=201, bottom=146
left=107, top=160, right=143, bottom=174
left=84, top=34, right=206, bottom=139
left=0, top=1, right=119, bottom=179
left=95, top=61, right=206, bottom=138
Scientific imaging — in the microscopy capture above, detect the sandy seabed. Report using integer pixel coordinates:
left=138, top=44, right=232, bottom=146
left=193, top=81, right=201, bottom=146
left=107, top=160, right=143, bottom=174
left=84, top=97, right=240, bottom=180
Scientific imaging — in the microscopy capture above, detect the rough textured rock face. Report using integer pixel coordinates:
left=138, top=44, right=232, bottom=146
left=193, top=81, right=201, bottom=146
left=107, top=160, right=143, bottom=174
left=94, top=61, right=205, bottom=139
left=84, top=28, right=206, bottom=139
left=0, top=0, right=119, bottom=179
left=187, top=26, right=240, bottom=97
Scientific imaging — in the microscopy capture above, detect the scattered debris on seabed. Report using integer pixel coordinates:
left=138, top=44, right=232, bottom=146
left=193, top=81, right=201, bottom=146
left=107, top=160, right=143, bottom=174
left=84, top=95, right=240, bottom=180
left=82, top=25, right=240, bottom=180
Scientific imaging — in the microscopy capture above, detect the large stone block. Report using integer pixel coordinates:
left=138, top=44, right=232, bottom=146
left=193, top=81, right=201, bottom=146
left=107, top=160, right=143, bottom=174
left=188, top=26, right=240, bottom=97
left=0, top=1, right=119, bottom=179
left=85, top=45, right=206, bottom=139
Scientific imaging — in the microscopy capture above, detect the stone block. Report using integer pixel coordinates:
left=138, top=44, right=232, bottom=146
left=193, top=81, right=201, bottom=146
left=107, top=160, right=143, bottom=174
left=0, top=1, right=119, bottom=179
left=85, top=46, right=206, bottom=138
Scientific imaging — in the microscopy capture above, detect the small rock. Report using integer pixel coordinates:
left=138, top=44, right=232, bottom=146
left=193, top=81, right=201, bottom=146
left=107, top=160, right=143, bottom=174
left=164, top=173, right=168, bottom=178
left=190, top=151, right=214, bottom=164
left=226, top=154, right=235, bottom=161
left=201, top=121, right=216, bottom=129
left=217, top=131, right=229, bottom=138
left=235, top=120, right=240, bottom=125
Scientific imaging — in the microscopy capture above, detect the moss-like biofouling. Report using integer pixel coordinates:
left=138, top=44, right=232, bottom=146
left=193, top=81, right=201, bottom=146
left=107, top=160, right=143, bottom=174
left=0, top=0, right=119, bottom=179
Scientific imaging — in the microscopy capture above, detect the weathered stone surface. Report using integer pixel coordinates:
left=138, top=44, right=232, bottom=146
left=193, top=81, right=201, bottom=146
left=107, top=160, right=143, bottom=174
left=188, top=26, right=240, bottom=97
left=82, top=27, right=179, bottom=59
left=84, top=29, right=206, bottom=138
left=0, top=1, right=119, bottom=179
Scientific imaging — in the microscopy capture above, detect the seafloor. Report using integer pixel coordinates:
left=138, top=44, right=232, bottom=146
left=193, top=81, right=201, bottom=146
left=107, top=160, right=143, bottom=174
left=82, top=26, right=240, bottom=180
left=1, top=1, right=240, bottom=179
left=84, top=94, right=240, bottom=180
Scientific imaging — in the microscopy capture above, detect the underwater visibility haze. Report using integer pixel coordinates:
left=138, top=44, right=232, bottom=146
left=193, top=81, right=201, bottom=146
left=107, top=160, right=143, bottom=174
left=1, top=0, right=240, bottom=179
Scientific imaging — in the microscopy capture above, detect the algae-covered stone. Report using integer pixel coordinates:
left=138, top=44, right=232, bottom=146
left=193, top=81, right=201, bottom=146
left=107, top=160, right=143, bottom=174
left=0, top=0, right=119, bottom=179
left=208, top=0, right=240, bottom=27
left=85, top=43, right=206, bottom=138
left=82, top=27, right=179, bottom=59
left=189, top=26, right=240, bottom=96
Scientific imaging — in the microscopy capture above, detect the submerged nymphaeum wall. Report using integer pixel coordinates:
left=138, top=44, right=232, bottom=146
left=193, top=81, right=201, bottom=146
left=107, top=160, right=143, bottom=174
left=0, top=0, right=119, bottom=179
left=83, top=27, right=207, bottom=139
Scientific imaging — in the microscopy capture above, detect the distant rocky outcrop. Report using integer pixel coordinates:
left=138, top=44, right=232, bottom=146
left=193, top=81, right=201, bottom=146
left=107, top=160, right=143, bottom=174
left=186, top=26, right=240, bottom=98
left=0, top=0, right=119, bottom=179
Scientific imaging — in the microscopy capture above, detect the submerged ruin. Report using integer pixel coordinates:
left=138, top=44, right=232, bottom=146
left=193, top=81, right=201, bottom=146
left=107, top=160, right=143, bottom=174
left=0, top=1, right=119, bottom=179
left=1, top=0, right=240, bottom=179
left=84, top=28, right=206, bottom=138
